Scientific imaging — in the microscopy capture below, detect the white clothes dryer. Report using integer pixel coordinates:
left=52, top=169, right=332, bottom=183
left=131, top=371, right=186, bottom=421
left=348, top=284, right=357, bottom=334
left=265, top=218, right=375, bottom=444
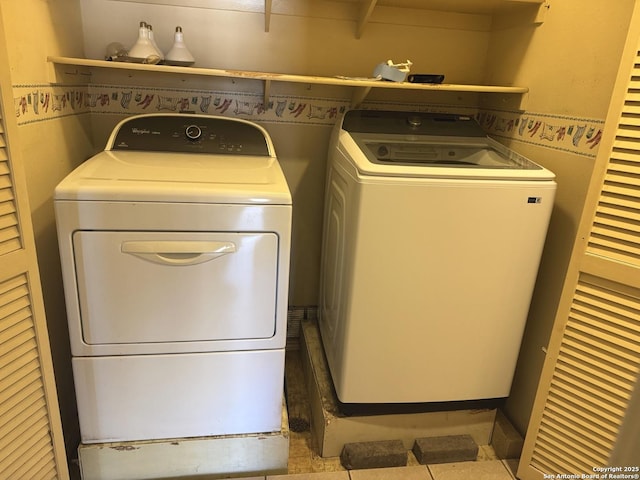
left=55, top=114, right=291, bottom=443
left=319, top=110, right=556, bottom=411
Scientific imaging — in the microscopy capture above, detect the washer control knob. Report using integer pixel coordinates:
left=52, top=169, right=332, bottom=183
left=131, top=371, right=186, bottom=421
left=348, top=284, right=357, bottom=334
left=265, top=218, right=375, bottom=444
left=185, top=125, right=202, bottom=140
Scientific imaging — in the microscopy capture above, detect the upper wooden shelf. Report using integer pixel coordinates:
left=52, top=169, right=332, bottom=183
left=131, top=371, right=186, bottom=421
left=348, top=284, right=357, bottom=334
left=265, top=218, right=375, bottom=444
left=48, top=56, right=529, bottom=108
left=266, top=0, right=550, bottom=37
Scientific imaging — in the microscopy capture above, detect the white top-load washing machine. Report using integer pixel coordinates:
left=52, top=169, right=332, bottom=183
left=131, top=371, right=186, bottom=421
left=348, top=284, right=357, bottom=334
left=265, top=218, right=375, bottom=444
left=55, top=113, right=291, bottom=443
left=319, top=109, right=556, bottom=410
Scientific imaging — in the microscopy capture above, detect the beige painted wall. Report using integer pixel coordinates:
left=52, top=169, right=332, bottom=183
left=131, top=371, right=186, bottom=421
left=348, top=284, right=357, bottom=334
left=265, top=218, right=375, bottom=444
left=488, top=2, right=634, bottom=117
left=484, top=0, right=636, bottom=434
left=0, top=0, right=93, bottom=458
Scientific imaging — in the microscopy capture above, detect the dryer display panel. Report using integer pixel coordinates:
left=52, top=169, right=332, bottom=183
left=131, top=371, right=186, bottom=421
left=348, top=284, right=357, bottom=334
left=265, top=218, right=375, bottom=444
left=72, top=231, right=279, bottom=345
left=110, top=115, right=271, bottom=156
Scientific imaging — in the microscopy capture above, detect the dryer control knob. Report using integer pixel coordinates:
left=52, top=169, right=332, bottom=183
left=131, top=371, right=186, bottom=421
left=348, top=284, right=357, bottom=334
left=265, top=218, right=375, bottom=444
left=185, top=125, right=202, bottom=140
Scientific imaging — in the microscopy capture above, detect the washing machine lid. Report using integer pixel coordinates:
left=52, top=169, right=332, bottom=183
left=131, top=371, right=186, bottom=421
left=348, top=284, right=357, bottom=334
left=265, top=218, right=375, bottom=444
left=55, top=150, right=291, bottom=204
left=339, top=110, right=555, bottom=181
left=54, top=113, right=291, bottom=204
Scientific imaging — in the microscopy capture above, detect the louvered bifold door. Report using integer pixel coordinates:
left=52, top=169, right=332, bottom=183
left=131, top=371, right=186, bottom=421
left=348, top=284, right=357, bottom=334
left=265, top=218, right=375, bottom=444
left=0, top=7, right=69, bottom=480
left=518, top=7, right=640, bottom=480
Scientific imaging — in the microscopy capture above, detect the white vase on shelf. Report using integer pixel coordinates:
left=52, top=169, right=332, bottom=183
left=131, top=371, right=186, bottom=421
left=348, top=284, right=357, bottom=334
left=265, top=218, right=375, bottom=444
left=147, top=24, right=164, bottom=61
left=165, top=26, right=195, bottom=66
left=128, top=21, right=161, bottom=64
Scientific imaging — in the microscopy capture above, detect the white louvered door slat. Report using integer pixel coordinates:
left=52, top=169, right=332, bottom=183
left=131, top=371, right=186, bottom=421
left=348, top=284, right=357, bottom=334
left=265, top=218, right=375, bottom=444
left=518, top=6, right=640, bottom=478
left=0, top=120, right=20, bottom=257
left=593, top=214, right=640, bottom=236
left=615, top=127, right=640, bottom=140
left=0, top=5, right=69, bottom=479
left=621, top=104, right=640, bottom=116
left=598, top=194, right=639, bottom=212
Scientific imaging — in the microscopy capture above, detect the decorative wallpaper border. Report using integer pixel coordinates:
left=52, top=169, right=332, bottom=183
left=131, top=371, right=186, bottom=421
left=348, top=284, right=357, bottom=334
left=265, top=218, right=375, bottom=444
left=13, top=84, right=90, bottom=123
left=477, top=110, right=604, bottom=158
left=13, top=83, right=604, bottom=157
left=85, top=84, right=350, bottom=125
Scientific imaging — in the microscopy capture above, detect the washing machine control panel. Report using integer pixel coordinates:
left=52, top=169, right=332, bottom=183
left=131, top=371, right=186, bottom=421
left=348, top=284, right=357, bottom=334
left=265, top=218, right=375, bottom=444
left=110, top=115, right=271, bottom=156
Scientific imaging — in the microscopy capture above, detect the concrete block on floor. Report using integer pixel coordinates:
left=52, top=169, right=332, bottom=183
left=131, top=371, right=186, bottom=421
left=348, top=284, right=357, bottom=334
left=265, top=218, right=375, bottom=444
left=491, top=410, right=524, bottom=459
left=412, top=434, right=478, bottom=465
left=340, top=440, right=407, bottom=470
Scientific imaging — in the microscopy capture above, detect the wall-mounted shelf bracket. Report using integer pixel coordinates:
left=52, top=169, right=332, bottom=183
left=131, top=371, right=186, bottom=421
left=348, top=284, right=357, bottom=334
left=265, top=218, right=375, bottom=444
left=351, top=86, right=372, bottom=108
left=264, top=0, right=272, bottom=32
left=356, top=0, right=377, bottom=39
left=535, top=1, right=551, bottom=25
left=263, top=79, right=271, bottom=106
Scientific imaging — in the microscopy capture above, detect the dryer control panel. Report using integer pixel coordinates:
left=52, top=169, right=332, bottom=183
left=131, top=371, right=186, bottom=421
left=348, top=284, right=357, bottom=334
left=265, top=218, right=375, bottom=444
left=109, top=114, right=271, bottom=156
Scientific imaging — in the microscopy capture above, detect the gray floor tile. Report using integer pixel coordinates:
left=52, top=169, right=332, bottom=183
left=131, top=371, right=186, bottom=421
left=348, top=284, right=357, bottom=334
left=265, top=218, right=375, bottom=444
left=267, top=472, right=350, bottom=480
left=428, top=460, right=514, bottom=480
left=349, top=465, right=433, bottom=480
left=502, top=459, right=519, bottom=479
left=478, top=445, right=499, bottom=461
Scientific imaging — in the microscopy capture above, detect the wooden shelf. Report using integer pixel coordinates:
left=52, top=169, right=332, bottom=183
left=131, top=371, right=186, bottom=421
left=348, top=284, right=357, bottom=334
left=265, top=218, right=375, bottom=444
left=264, top=0, right=550, bottom=37
left=48, top=56, right=529, bottom=108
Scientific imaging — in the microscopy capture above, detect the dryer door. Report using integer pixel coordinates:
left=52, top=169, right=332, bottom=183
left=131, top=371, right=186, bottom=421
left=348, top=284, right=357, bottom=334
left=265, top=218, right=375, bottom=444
left=72, top=231, right=278, bottom=345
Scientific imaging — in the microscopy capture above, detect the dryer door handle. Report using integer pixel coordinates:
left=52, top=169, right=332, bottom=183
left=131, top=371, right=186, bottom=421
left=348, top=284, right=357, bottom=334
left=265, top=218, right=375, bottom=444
left=121, top=240, right=236, bottom=266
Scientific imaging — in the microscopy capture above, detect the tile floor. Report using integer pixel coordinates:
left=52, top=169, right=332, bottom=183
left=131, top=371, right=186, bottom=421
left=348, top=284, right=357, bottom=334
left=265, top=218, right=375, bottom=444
left=272, top=350, right=522, bottom=480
